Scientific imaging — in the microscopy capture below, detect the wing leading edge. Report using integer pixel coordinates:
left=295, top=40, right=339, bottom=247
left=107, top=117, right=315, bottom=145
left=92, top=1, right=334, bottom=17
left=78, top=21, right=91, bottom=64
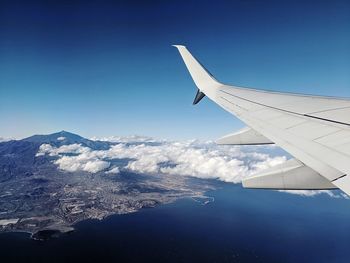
left=174, top=45, right=350, bottom=195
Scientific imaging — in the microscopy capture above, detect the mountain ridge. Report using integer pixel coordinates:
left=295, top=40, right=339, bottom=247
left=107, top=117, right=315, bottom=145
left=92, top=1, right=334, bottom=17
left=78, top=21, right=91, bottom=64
left=20, top=130, right=111, bottom=150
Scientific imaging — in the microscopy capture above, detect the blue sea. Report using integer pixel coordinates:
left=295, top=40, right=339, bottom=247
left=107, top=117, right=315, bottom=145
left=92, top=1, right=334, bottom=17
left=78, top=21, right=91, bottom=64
left=2, top=182, right=350, bottom=263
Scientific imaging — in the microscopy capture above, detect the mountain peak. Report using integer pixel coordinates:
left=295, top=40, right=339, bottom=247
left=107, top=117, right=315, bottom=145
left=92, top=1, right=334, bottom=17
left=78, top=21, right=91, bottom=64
left=21, top=131, right=110, bottom=150
left=58, top=130, right=71, bottom=135
left=23, top=131, right=83, bottom=143
left=52, top=130, right=83, bottom=139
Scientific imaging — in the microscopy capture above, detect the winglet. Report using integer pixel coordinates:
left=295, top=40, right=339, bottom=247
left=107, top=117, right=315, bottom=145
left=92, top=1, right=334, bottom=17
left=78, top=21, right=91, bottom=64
left=173, top=45, right=222, bottom=99
left=193, top=89, right=206, bottom=105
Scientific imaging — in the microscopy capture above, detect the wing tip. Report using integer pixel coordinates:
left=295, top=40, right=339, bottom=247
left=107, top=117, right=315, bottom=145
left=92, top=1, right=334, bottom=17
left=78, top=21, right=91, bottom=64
left=172, top=44, right=186, bottom=49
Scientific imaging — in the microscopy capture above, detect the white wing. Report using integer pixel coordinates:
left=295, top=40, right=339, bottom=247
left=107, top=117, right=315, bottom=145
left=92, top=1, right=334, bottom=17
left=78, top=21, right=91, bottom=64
left=174, top=45, right=350, bottom=195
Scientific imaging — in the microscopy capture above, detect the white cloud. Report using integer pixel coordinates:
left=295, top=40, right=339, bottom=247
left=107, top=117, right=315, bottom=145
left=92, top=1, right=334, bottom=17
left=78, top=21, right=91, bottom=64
left=54, top=156, right=110, bottom=173
left=36, top=139, right=286, bottom=182
left=35, top=136, right=340, bottom=198
left=37, top=143, right=110, bottom=173
left=57, top=136, right=66, bottom=141
left=90, top=135, right=158, bottom=143
left=82, top=160, right=110, bottom=173
left=36, top=143, right=90, bottom=157
left=108, top=141, right=287, bottom=183
left=36, top=144, right=54, bottom=156
left=105, top=167, right=120, bottom=174
left=279, top=190, right=343, bottom=198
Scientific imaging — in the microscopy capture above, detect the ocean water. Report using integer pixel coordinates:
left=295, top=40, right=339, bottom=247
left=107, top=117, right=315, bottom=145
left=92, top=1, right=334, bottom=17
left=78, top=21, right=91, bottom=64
left=2, top=182, right=350, bottom=263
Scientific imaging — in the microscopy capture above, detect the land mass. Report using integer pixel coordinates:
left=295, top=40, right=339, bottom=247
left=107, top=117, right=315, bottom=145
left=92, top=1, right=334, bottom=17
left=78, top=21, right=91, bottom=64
left=0, top=131, right=214, bottom=240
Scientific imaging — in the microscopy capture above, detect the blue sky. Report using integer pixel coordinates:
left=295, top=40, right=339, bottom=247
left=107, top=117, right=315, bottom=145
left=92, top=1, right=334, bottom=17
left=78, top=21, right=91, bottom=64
left=0, top=0, right=349, bottom=139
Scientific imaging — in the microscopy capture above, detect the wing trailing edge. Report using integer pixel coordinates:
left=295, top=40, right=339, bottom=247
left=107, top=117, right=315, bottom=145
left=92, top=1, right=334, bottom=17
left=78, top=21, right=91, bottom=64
left=216, top=127, right=273, bottom=145
left=242, top=159, right=337, bottom=190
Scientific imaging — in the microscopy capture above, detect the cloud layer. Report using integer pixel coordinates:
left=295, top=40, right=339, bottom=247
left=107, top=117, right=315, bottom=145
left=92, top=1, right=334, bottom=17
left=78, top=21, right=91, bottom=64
left=36, top=137, right=341, bottom=197
left=37, top=139, right=287, bottom=183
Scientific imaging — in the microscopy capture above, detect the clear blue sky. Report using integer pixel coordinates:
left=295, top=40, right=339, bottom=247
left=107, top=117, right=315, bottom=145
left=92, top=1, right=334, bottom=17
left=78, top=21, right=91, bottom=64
left=0, top=0, right=349, bottom=139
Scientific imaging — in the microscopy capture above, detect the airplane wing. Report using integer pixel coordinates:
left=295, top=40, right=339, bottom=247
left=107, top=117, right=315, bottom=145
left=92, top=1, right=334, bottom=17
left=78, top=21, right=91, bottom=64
left=173, top=45, right=350, bottom=195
